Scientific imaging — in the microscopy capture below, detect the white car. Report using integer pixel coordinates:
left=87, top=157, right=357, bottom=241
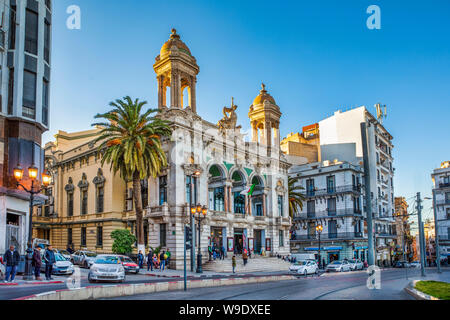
left=0, top=260, right=5, bottom=280
left=409, top=261, right=421, bottom=269
left=88, top=255, right=126, bottom=283
left=289, top=260, right=319, bottom=276
left=348, top=259, right=364, bottom=271
left=325, top=260, right=351, bottom=272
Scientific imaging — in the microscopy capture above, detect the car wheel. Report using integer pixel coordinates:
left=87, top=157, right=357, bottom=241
left=315, top=268, right=319, bottom=275
left=304, top=270, right=307, bottom=276
left=83, top=261, right=88, bottom=269
left=340, top=268, right=343, bottom=272
left=135, top=270, right=139, bottom=274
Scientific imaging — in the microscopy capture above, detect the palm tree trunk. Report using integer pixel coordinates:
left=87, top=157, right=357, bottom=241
left=132, top=171, right=145, bottom=253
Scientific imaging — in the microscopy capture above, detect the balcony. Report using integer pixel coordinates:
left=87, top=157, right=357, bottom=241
left=291, top=232, right=365, bottom=242
left=294, top=208, right=363, bottom=221
left=438, top=182, right=450, bottom=189
left=147, top=203, right=169, bottom=218
left=375, top=232, right=396, bottom=238
left=436, top=199, right=450, bottom=206
left=303, top=185, right=361, bottom=198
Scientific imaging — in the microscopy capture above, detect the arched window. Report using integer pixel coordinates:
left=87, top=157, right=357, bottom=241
left=208, top=165, right=225, bottom=211
left=232, top=171, right=246, bottom=214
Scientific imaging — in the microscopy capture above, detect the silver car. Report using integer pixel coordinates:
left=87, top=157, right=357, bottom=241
left=348, top=259, right=364, bottom=271
left=325, top=260, right=351, bottom=272
left=72, top=250, right=97, bottom=268
left=88, top=255, right=126, bottom=283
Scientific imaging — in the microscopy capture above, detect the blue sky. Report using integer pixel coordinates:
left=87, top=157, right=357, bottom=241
left=46, top=0, right=450, bottom=225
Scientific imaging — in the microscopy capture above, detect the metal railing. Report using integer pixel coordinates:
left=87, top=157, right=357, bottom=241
left=291, top=232, right=364, bottom=241
left=303, top=185, right=361, bottom=197
left=294, top=208, right=363, bottom=221
left=436, top=199, right=450, bottom=206
left=438, top=182, right=450, bottom=188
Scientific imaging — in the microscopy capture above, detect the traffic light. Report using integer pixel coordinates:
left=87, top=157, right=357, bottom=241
left=185, top=226, right=192, bottom=250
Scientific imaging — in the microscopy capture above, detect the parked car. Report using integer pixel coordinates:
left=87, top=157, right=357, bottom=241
left=88, top=255, right=126, bottom=283
left=0, top=257, right=5, bottom=280
left=325, top=260, right=351, bottom=272
left=72, top=251, right=97, bottom=268
left=117, top=255, right=140, bottom=274
left=348, top=259, right=364, bottom=271
left=55, top=249, right=72, bottom=261
left=409, top=261, right=421, bottom=268
left=290, top=260, right=319, bottom=276
left=393, top=261, right=410, bottom=268
left=41, top=253, right=74, bottom=275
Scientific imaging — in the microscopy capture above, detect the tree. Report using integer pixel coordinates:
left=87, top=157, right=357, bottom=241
left=111, top=229, right=137, bottom=255
left=288, top=176, right=305, bottom=219
left=92, top=96, right=172, bottom=253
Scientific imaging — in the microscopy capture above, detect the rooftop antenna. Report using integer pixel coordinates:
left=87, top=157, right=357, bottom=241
left=375, top=103, right=387, bottom=124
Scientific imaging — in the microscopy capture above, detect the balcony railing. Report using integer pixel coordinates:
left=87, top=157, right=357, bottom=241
left=294, top=208, right=363, bottom=221
left=375, top=232, right=396, bottom=238
left=438, top=235, right=450, bottom=241
left=291, top=232, right=364, bottom=241
left=303, top=185, right=361, bottom=198
left=438, top=182, right=450, bottom=189
left=436, top=199, right=450, bottom=206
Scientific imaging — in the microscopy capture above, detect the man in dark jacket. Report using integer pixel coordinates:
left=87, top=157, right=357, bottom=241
left=3, top=245, right=20, bottom=282
left=32, top=247, right=42, bottom=280
left=137, top=250, right=144, bottom=269
left=159, top=250, right=166, bottom=271
left=44, top=245, right=56, bottom=280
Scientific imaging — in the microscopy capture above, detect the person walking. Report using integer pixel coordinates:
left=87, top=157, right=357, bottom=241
left=243, top=249, right=248, bottom=266
left=137, top=250, right=144, bottom=269
left=32, top=246, right=42, bottom=281
left=3, top=245, right=20, bottom=283
left=44, top=245, right=56, bottom=281
left=220, top=245, right=225, bottom=260
left=159, top=250, right=166, bottom=271
left=147, top=249, right=153, bottom=272
left=232, top=255, right=236, bottom=273
left=166, top=249, right=171, bottom=268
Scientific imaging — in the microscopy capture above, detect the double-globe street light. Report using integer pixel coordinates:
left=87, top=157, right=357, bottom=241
left=13, top=164, right=51, bottom=280
left=191, top=204, right=208, bottom=274
left=316, top=224, right=323, bottom=269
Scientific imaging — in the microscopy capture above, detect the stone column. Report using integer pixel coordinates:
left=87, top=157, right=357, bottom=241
left=263, top=193, right=267, bottom=216
left=190, top=76, right=197, bottom=113
left=265, top=121, right=272, bottom=148
left=170, top=72, right=176, bottom=108
left=157, top=75, right=165, bottom=108
left=252, top=122, right=258, bottom=143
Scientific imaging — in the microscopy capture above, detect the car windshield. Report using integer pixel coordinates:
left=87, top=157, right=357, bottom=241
left=95, top=256, right=120, bottom=264
left=331, top=261, right=341, bottom=265
left=85, top=252, right=97, bottom=257
left=60, top=250, right=69, bottom=255
left=121, top=257, right=134, bottom=263
left=55, top=253, right=67, bottom=262
left=295, top=261, right=307, bottom=266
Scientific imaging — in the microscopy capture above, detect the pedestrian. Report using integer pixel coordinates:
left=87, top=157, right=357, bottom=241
left=166, top=249, right=171, bottom=268
left=147, top=249, right=153, bottom=272
left=159, top=250, right=166, bottom=271
left=232, top=255, right=236, bottom=273
left=44, top=244, right=56, bottom=280
left=138, top=250, right=144, bottom=269
left=153, top=254, right=159, bottom=269
left=220, top=245, right=225, bottom=260
left=32, top=246, right=42, bottom=281
left=3, top=245, right=20, bottom=283
left=66, top=243, right=74, bottom=255
left=208, top=245, right=213, bottom=261
left=243, top=249, right=248, bottom=266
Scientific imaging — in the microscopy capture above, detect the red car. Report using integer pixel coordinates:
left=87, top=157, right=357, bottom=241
left=118, top=255, right=139, bottom=274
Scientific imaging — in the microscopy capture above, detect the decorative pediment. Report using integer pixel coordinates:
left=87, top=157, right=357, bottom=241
left=65, top=177, right=74, bottom=192
left=93, top=168, right=106, bottom=186
left=182, top=163, right=203, bottom=176
left=78, top=173, right=89, bottom=189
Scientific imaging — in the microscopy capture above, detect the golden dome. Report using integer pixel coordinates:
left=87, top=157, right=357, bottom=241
left=252, top=83, right=276, bottom=106
left=160, top=28, right=192, bottom=57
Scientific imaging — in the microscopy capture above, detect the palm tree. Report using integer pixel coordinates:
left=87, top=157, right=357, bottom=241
left=288, top=176, right=305, bottom=219
left=92, top=96, right=172, bottom=252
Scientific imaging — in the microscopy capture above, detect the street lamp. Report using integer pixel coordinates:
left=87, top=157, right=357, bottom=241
left=189, top=170, right=201, bottom=272
left=316, top=224, right=323, bottom=269
left=193, top=204, right=207, bottom=273
left=13, top=164, right=50, bottom=281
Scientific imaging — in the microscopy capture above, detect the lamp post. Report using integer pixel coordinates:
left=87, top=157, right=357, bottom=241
left=13, top=164, right=50, bottom=281
left=192, top=204, right=207, bottom=273
left=189, top=170, right=201, bottom=272
left=316, top=224, right=323, bottom=269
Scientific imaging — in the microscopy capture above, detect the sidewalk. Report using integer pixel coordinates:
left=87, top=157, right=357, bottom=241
left=0, top=277, right=66, bottom=286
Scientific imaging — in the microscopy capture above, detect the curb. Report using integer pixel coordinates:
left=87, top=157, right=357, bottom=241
left=0, top=280, right=64, bottom=286
left=14, top=275, right=297, bottom=300
left=404, top=280, right=441, bottom=300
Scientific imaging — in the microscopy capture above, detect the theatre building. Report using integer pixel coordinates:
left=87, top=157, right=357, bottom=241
left=34, top=29, right=291, bottom=269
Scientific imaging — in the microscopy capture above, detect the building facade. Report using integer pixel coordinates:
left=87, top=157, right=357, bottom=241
left=34, top=29, right=291, bottom=269
left=431, top=161, right=450, bottom=261
left=319, top=106, right=396, bottom=266
left=393, top=197, right=413, bottom=262
left=0, top=0, right=52, bottom=254
left=289, top=160, right=368, bottom=263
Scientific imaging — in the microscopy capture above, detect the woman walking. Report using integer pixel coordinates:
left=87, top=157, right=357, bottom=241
left=232, top=255, right=236, bottom=273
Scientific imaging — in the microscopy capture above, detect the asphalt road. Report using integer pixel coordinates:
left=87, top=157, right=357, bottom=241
left=0, top=267, right=288, bottom=300
left=104, top=268, right=450, bottom=300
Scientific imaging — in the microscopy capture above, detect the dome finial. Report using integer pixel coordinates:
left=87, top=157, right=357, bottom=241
left=261, top=82, right=267, bottom=92
left=171, top=28, right=177, bottom=35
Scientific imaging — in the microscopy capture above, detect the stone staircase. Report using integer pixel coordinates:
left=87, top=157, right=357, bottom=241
left=202, top=256, right=292, bottom=273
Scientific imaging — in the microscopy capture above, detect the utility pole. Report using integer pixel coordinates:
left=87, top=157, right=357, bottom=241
left=432, top=189, right=442, bottom=273
left=417, top=192, right=426, bottom=277
left=189, top=176, right=196, bottom=272
left=361, top=122, right=375, bottom=266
